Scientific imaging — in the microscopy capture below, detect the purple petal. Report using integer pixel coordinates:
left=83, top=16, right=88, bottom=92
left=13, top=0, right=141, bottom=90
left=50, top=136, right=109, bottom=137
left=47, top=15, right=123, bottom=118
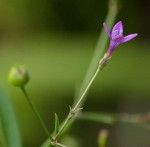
left=103, top=23, right=111, bottom=39
left=112, top=21, right=123, bottom=39
left=122, top=34, right=138, bottom=43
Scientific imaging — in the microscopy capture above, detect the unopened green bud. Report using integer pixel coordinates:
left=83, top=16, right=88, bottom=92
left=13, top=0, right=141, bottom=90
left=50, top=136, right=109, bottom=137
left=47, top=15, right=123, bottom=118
left=8, top=65, right=29, bottom=87
left=98, top=129, right=109, bottom=147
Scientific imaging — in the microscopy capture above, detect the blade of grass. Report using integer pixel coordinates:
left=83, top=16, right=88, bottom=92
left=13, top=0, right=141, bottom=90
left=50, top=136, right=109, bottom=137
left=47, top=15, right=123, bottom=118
left=0, top=87, right=22, bottom=147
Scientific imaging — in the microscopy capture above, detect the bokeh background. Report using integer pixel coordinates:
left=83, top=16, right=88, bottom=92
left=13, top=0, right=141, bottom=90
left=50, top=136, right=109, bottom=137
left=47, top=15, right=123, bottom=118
left=0, top=0, right=150, bottom=147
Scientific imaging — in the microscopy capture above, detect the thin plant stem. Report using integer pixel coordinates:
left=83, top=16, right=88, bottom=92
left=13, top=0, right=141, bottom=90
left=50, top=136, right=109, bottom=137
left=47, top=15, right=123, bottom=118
left=21, top=86, right=52, bottom=141
left=41, top=0, right=120, bottom=146
left=54, top=66, right=101, bottom=140
left=72, top=67, right=100, bottom=111
left=73, top=0, right=120, bottom=108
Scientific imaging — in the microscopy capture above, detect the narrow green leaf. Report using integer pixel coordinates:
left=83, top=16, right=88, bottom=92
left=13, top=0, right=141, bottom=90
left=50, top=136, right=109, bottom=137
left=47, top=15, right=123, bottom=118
left=0, top=87, right=22, bottom=147
left=54, top=113, right=59, bottom=136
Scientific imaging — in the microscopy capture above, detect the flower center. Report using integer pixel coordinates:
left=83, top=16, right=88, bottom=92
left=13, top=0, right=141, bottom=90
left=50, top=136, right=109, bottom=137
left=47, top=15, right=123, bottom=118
left=112, top=29, right=123, bottom=41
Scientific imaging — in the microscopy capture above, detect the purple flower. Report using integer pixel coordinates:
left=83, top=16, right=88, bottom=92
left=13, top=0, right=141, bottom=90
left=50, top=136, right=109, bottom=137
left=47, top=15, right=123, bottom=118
left=103, top=21, right=138, bottom=58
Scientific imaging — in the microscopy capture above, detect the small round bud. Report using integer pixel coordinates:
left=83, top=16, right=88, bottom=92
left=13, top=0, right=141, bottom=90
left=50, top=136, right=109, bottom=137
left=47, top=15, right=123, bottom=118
left=8, top=65, right=29, bottom=87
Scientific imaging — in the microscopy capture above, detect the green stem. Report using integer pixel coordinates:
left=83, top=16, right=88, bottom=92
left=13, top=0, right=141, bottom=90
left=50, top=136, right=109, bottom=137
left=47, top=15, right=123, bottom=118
left=21, top=86, right=52, bottom=141
left=73, top=67, right=100, bottom=111
left=54, top=66, right=101, bottom=140
left=41, top=0, right=120, bottom=146
left=72, top=0, right=119, bottom=108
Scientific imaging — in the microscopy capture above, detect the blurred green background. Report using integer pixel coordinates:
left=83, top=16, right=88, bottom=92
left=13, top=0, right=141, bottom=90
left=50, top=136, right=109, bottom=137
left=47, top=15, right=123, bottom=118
left=0, top=0, right=150, bottom=147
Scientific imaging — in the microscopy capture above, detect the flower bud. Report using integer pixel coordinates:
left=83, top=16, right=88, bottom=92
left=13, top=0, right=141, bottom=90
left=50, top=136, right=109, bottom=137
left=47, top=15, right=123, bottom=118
left=98, top=129, right=109, bottom=147
left=8, top=65, right=29, bottom=87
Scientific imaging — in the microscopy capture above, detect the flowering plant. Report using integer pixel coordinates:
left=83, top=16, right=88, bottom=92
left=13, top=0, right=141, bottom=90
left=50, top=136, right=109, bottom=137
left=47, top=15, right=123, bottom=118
left=2, top=1, right=141, bottom=147
left=8, top=21, right=137, bottom=147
